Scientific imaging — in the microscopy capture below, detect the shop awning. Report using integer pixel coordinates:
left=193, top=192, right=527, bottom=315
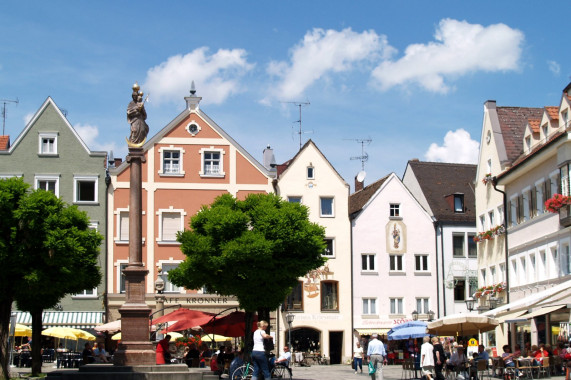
left=496, top=310, right=528, bottom=323
left=356, top=328, right=390, bottom=335
left=15, top=311, right=104, bottom=329
left=520, top=304, right=566, bottom=320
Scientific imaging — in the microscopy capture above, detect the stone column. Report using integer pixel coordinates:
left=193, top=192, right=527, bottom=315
left=113, top=147, right=155, bottom=365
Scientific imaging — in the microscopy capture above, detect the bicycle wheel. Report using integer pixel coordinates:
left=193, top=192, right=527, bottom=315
left=233, top=364, right=253, bottom=380
left=271, top=365, right=292, bottom=379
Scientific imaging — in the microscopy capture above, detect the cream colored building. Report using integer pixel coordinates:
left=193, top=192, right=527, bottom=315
left=274, top=140, right=352, bottom=364
left=477, top=83, right=571, bottom=349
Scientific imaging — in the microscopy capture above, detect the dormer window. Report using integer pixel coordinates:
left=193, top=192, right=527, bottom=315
left=542, top=124, right=549, bottom=140
left=525, top=136, right=531, bottom=152
left=454, top=194, right=464, bottom=213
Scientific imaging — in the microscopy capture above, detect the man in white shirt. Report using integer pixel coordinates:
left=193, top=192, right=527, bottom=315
left=367, top=334, right=387, bottom=380
left=421, top=336, right=435, bottom=380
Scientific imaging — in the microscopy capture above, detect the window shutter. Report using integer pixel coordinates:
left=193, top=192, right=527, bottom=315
left=120, top=213, right=129, bottom=241
left=507, top=201, right=512, bottom=227
left=162, top=212, right=181, bottom=241
left=530, top=188, right=536, bottom=217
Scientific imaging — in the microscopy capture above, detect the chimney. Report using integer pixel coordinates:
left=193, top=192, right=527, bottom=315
left=185, top=81, right=202, bottom=112
left=263, top=145, right=276, bottom=171
left=114, top=158, right=123, bottom=167
left=355, top=175, right=364, bottom=192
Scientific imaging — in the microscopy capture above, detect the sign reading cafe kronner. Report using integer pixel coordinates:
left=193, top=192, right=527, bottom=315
left=163, top=295, right=236, bottom=305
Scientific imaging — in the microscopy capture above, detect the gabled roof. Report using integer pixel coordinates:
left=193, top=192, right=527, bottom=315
left=4, top=97, right=105, bottom=157
left=113, top=98, right=272, bottom=177
left=405, top=161, right=476, bottom=223
left=276, top=139, right=348, bottom=186
left=0, top=136, right=9, bottom=151
left=349, top=174, right=390, bottom=215
left=496, top=106, right=544, bottom=164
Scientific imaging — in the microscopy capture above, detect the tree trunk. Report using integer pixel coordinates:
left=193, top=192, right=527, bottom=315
left=0, top=299, right=13, bottom=380
left=30, top=309, right=43, bottom=376
left=243, top=311, right=255, bottom=362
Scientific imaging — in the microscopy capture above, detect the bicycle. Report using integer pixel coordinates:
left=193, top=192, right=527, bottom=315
left=232, top=358, right=292, bottom=380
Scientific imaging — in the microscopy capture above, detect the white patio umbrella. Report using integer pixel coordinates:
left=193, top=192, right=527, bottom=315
left=426, top=313, right=499, bottom=336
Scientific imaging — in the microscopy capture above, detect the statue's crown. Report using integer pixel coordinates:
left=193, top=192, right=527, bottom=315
left=132, top=82, right=140, bottom=92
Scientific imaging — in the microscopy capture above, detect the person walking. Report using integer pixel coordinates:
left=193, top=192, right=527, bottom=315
left=421, top=336, right=435, bottom=380
left=252, top=320, right=273, bottom=380
left=353, top=342, right=364, bottom=374
left=432, top=337, right=445, bottom=380
left=367, top=333, right=387, bottom=380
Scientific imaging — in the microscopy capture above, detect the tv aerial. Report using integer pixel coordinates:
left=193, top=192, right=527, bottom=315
left=345, top=137, right=372, bottom=171
left=1, top=98, right=19, bottom=135
left=281, top=101, right=311, bottom=150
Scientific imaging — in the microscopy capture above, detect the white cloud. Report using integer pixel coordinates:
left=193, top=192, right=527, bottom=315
left=372, top=19, right=524, bottom=93
left=266, top=28, right=394, bottom=101
left=143, top=47, right=254, bottom=105
left=424, top=129, right=479, bottom=164
left=548, top=60, right=560, bottom=76
left=75, top=123, right=121, bottom=154
left=24, top=113, right=34, bottom=125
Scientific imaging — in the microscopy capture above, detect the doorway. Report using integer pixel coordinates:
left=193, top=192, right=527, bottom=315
left=329, top=331, right=343, bottom=364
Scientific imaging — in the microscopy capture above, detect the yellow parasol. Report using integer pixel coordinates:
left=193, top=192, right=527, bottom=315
left=200, top=334, right=231, bottom=342
left=10, top=324, right=32, bottom=337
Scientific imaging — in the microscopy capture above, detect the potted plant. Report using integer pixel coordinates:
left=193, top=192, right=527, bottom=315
left=482, top=173, right=493, bottom=185
left=545, top=194, right=571, bottom=213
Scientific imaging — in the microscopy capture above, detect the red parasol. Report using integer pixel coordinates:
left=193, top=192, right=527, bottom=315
left=201, top=311, right=258, bottom=338
left=151, top=308, right=215, bottom=327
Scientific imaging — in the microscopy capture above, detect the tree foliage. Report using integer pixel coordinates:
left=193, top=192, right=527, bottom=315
left=169, top=193, right=326, bottom=352
left=0, top=178, right=102, bottom=377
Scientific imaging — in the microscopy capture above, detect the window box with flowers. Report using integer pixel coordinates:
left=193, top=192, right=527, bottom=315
left=473, top=224, right=505, bottom=243
left=482, top=174, right=493, bottom=186
left=473, top=282, right=506, bottom=299
left=174, top=335, right=202, bottom=356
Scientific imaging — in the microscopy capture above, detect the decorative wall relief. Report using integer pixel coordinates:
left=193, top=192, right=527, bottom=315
left=303, top=265, right=333, bottom=298
left=386, top=220, right=406, bottom=254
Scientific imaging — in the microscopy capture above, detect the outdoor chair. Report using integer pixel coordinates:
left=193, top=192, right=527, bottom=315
left=477, top=359, right=492, bottom=380
left=401, top=357, right=413, bottom=379
left=537, top=357, right=550, bottom=378
left=516, top=358, right=534, bottom=379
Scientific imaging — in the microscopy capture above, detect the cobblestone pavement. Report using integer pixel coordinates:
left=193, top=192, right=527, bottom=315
left=12, top=362, right=569, bottom=380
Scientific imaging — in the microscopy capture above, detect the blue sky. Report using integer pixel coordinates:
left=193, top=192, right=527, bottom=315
left=1, top=1, right=570, bottom=190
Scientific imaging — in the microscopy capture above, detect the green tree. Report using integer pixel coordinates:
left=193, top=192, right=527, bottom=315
left=0, top=178, right=102, bottom=377
left=169, top=193, right=326, bottom=353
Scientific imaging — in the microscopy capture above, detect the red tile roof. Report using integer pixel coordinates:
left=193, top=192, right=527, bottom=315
left=528, top=118, right=541, bottom=133
left=545, top=106, right=559, bottom=121
left=0, top=136, right=9, bottom=151
left=496, top=107, right=545, bottom=164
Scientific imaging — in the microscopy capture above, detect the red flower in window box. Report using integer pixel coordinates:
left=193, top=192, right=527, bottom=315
left=545, top=194, right=571, bottom=213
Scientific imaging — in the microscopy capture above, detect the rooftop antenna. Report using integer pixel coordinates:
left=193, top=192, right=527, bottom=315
left=345, top=138, right=372, bottom=171
left=1, top=98, right=19, bottom=135
left=281, top=101, right=310, bottom=150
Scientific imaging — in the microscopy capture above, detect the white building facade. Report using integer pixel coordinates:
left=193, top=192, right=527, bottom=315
left=350, top=173, right=437, bottom=336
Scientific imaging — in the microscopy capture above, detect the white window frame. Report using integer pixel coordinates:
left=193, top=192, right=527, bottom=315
left=390, top=203, right=400, bottom=218
left=414, top=254, right=429, bottom=272
left=487, top=159, right=492, bottom=174
left=362, top=253, right=376, bottom=272
left=73, top=175, right=99, bottom=204
left=488, top=210, right=495, bottom=227
left=199, top=147, right=225, bottom=177
left=38, top=132, right=58, bottom=155
left=490, top=266, right=496, bottom=284
left=389, top=254, right=404, bottom=272
left=453, top=234, right=465, bottom=257
left=73, top=288, right=98, bottom=299
left=509, top=194, right=518, bottom=226
left=479, top=215, right=486, bottom=231
left=115, top=208, right=130, bottom=243
left=362, top=298, right=377, bottom=315
left=323, top=238, right=335, bottom=258
left=35, top=175, right=60, bottom=197
left=156, top=207, right=186, bottom=244
left=158, top=146, right=185, bottom=176
left=549, top=170, right=559, bottom=197
left=320, top=197, right=334, bottom=217
left=158, top=260, right=185, bottom=294
left=307, top=166, right=315, bottom=179
left=415, top=298, right=429, bottom=314
left=116, top=260, right=129, bottom=293
left=389, top=297, right=403, bottom=315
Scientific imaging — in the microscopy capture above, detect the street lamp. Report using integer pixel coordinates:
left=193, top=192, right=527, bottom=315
left=488, top=297, right=498, bottom=310
left=412, top=310, right=418, bottom=321
left=154, top=267, right=166, bottom=340
left=465, top=298, right=475, bottom=312
left=428, top=310, right=435, bottom=321
left=286, top=313, right=295, bottom=348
